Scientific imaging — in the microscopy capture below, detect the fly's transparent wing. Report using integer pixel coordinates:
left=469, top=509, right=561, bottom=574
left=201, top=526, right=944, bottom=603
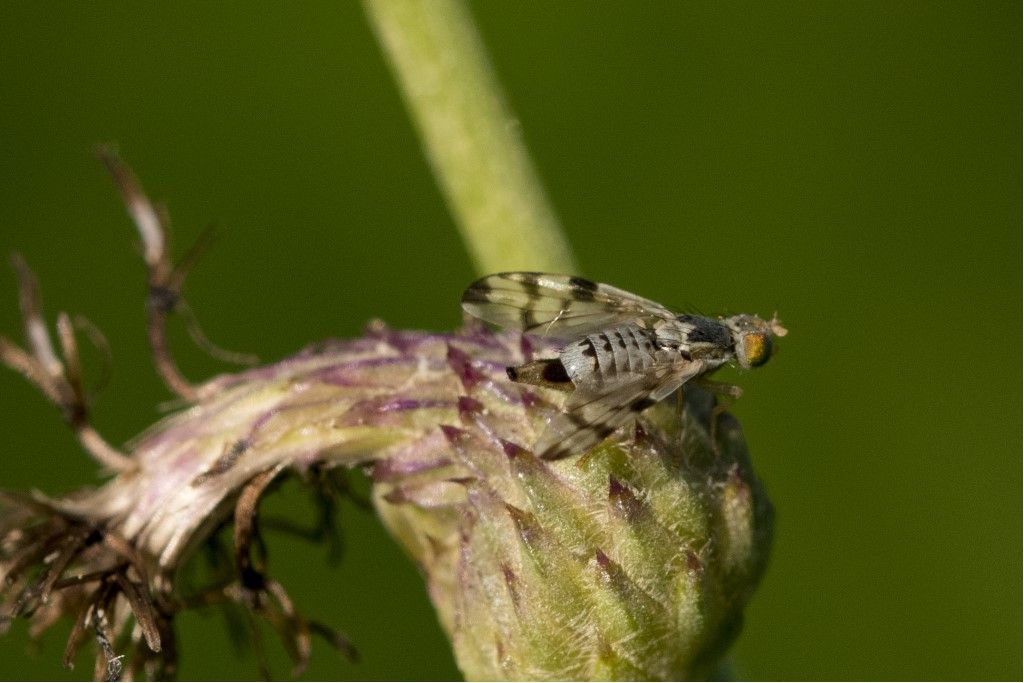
left=534, top=358, right=705, bottom=460
left=462, top=272, right=677, bottom=339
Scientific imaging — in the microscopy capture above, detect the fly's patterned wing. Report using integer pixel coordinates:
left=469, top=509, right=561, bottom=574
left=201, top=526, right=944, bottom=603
left=533, top=357, right=706, bottom=460
left=462, top=272, right=707, bottom=459
left=462, top=272, right=677, bottom=339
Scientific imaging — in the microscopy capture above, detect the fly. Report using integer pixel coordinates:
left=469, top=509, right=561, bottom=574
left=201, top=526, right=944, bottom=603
left=461, top=272, right=786, bottom=460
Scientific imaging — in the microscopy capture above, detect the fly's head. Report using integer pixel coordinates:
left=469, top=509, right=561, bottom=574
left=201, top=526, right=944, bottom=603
left=724, top=314, right=788, bottom=369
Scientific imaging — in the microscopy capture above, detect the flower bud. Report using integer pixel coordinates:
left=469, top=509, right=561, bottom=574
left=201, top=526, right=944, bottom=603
left=373, top=334, right=774, bottom=680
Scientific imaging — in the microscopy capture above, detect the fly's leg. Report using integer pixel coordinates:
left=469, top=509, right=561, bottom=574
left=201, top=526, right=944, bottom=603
left=674, top=384, right=686, bottom=421
left=695, top=378, right=743, bottom=455
left=673, top=383, right=693, bottom=449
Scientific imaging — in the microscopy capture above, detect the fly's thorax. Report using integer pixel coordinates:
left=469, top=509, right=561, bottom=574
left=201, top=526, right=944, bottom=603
left=666, top=315, right=735, bottom=362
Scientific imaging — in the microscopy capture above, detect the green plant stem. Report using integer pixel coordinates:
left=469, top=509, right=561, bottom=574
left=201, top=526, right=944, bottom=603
left=363, top=0, right=578, bottom=276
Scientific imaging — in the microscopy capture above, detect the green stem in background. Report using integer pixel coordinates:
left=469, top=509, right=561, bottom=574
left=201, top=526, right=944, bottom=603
left=363, top=0, right=578, bottom=276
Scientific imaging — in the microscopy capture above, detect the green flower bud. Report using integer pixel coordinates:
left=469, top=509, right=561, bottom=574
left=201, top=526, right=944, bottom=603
left=374, top=334, right=773, bottom=680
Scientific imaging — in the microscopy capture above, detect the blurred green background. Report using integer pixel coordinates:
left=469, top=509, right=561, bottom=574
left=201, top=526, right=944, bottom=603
left=0, top=2, right=1019, bottom=680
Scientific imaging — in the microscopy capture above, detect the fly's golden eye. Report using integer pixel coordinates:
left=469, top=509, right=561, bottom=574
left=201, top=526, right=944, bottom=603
left=743, top=332, right=772, bottom=367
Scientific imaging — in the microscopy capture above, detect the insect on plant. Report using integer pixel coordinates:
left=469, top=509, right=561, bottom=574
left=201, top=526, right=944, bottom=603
left=462, top=272, right=788, bottom=460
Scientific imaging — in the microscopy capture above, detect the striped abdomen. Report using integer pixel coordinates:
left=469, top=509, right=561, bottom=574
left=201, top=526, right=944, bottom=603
left=560, top=325, right=664, bottom=386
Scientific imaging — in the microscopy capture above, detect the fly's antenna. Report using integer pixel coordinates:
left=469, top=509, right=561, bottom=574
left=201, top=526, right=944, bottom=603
left=769, top=312, right=788, bottom=337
